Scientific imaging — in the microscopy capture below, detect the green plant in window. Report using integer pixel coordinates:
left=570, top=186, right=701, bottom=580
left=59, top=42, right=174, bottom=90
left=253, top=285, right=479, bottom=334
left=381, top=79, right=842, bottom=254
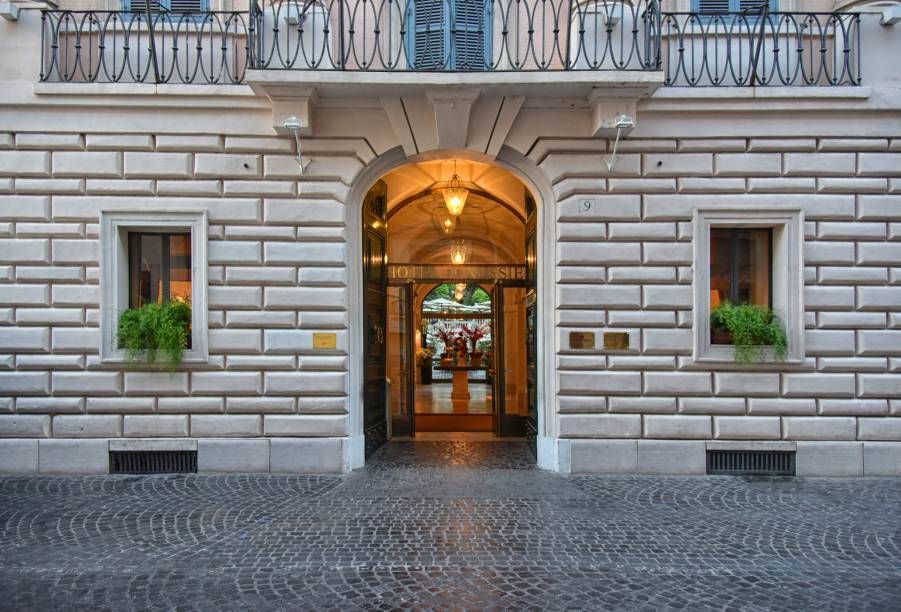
left=117, top=299, right=191, bottom=371
left=710, top=302, right=787, bottom=364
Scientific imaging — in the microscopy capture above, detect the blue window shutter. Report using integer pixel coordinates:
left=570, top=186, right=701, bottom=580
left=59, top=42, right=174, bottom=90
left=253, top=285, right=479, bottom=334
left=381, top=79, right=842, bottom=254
left=694, top=0, right=777, bottom=12
left=408, top=0, right=448, bottom=70
left=452, top=0, right=490, bottom=70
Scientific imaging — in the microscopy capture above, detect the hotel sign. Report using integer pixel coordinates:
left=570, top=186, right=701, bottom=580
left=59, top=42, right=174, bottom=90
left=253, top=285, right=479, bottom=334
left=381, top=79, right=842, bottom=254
left=387, top=264, right=526, bottom=282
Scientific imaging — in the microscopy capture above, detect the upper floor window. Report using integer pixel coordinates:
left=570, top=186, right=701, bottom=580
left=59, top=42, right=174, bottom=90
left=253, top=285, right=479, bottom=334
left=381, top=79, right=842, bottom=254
left=407, top=0, right=491, bottom=70
left=693, top=0, right=777, bottom=14
left=124, top=0, right=209, bottom=13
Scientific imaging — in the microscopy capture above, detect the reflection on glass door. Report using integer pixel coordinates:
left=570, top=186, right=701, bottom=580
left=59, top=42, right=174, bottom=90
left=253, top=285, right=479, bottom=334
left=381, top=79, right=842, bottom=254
left=494, top=284, right=528, bottom=437
left=388, top=284, right=414, bottom=437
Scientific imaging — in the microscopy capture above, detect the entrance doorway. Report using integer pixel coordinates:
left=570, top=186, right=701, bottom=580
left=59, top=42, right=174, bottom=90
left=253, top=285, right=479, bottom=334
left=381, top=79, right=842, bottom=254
left=361, top=158, right=538, bottom=457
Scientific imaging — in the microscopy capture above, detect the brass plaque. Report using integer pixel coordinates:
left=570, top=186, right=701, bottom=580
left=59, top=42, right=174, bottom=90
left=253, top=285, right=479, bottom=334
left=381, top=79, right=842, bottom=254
left=313, top=333, right=337, bottom=350
left=569, top=332, right=595, bottom=350
left=603, top=332, right=630, bottom=350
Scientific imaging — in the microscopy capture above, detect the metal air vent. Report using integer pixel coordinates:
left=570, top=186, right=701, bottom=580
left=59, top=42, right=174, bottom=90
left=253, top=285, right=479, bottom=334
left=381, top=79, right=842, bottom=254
left=706, top=450, right=795, bottom=476
left=110, top=450, right=197, bottom=474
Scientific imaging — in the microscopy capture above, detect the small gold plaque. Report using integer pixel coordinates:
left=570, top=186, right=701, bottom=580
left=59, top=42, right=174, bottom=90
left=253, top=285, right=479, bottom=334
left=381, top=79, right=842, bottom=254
left=569, top=332, right=596, bottom=350
left=313, top=333, right=337, bottom=349
left=603, top=332, right=630, bottom=350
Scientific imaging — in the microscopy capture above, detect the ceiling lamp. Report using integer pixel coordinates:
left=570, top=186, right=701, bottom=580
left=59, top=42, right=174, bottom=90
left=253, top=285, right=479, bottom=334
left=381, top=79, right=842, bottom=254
left=454, top=283, right=466, bottom=301
left=441, top=160, right=468, bottom=217
left=450, top=240, right=466, bottom=265
left=442, top=216, right=456, bottom=235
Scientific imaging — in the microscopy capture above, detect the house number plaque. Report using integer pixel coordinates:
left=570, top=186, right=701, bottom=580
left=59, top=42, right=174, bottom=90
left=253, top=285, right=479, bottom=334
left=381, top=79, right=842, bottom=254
left=568, top=332, right=596, bottom=350
left=313, top=333, right=337, bottom=349
left=603, top=332, right=630, bottom=350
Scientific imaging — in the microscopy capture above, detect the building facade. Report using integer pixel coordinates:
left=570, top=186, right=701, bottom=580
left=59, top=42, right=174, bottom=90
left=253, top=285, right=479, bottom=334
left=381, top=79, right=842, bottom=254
left=0, top=0, right=900, bottom=476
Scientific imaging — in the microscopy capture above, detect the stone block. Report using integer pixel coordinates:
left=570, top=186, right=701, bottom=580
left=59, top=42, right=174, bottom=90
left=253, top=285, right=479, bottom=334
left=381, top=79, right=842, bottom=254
left=678, top=397, right=745, bottom=414
left=195, top=154, right=260, bottom=178
left=17, top=134, right=83, bottom=150
left=264, top=287, right=347, bottom=310
left=795, top=442, right=863, bottom=477
left=642, top=329, right=692, bottom=354
left=0, top=238, right=49, bottom=263
left=818, top=400, right=888, bottom=416
left=52, top=328, right=100, bottom=352
left=53, top=415, right=122, bottom=438
left=643, top=415, right=711, bottom=439
left=783, top=417, right=856, bottom=440
left=85, top=134, right=153, bottom=151
left=0, top=415, right=50, bottom=437
left=209, top=286, right=262, bottom=309
left=87, top=397, right=156, bottom=414
left=53, top=152, right=121, bottom=178
left=123, top=415, right=189, bottom=438
left=714, top=153, right=780, bottom=176
left=805, top=241, right=855, bottom=265
left=226, top=397, right=295, bottom=413
left=38, top=439, right=109, bottom=474
left=191, top=415, right=262, bottom=437
left=0, top=151, right=50, bottom=176
left=263, top=330, right=348, bottom=354
left=642, top=242, right=693, bottom=264
left=558, top=371, right=641, bottom=396
left=124, top=372, right=189, bottom=396
left=783, top=373, right=854, bottom=398
left=0, top=372, right=49, bottom=395
left=644, top=372, right=711, bottom=395
left=263, top=415, right=347, bottom=437
left=557, top=195, right=640, bottom=221
left=858, top=374, right=901, bottom=398
left=567, top=439, right=638, bottom=474
left=862, top=442, right=901, bottom=476
left=637, top=440, right=706, bottom=475
left=857, top=195, right=901, bottom=220
left=263, top=199, right=345, bottom=225
left=714, top=373, right=780, bottom=396
left=197, top=439, right=270, bottom=473
left=713, top=416, right=781, bottom=440
left=124, top=153, right=192, bottom=178
left=0, top=440, right=39, bottom=473
left=0, top=285, right=50, bottom=306
left=641, top=285, right=692, bottom=309
left=748, top=139, right=816, bottom=152
left=607, top=267, right=676, bottom=284
left=53, top=372, right=121, bottom=396
left=263, top=372, right=347, bottom=396
left=748, top=397, right=817, bottom=415
left=191, top=372, right=262, bottom=395
left=207, top=240, right=262, bottom=265
left=209, top=329, right=262, bottom=354
left=784, top=153, right=855, bottom=176
left=805, top=330, right=855, bottom=356
left=155, top=135, right=222, bottom=152
left=857, top=243, right=901, bottom=265
left=269, top=438, right=345, bottom=473
left=225, top=266, right=295, bottom=285
left=858, top=418, right=901, bottom=441
left=857, top=153, right=901, bottom=176
left=857, top=287, right=901, bottom=310
left=858, top=330, right=901, bottom=356
left=608, top=396, right=676, bottom=413
left=0, top=327, right=50, bottom=352
left=558, top=414, right=641, bottom=438
left=158, top=397, right=223, bottom=413
left=264, top=242, right=346, bottom=266
left=52, top=285, right=99, bottom=307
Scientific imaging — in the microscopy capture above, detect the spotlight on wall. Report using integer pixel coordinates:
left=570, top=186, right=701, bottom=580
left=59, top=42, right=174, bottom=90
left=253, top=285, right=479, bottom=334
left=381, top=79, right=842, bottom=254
left=283, top=116, right=308, bottom=173
left=602, top=114, right=635, bottom=172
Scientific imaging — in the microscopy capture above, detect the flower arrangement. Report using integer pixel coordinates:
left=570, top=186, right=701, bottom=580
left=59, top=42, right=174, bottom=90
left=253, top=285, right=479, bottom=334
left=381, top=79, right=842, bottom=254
left=710, top=301, right=787, bottom=364
left=117, top=298, right=191, bottom=371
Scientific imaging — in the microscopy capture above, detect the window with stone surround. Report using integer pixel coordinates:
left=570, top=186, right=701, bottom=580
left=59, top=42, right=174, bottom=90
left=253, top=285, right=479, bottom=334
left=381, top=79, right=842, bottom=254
left=693, top=208, right=804, bottom=364
left=101, top=211, right=208, bottom=364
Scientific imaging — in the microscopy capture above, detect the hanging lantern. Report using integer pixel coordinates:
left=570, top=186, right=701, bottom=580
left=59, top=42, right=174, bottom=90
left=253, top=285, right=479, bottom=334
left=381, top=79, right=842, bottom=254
left=442, top=173, right=468, bottom=217
left=450, top=240, right=466, bottom=265
left=454, top=283, right=466, bottom=301
left=442, top=216, right=456, bottom=235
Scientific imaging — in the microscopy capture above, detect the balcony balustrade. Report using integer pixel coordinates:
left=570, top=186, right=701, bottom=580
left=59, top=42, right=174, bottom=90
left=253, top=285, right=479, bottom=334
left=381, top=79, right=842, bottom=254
left=38, top=0, right=860, bottom=87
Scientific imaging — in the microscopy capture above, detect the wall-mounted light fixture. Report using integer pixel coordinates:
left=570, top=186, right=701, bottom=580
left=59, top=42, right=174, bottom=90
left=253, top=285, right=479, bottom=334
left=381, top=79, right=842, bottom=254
left=603, top=114, right=635, bottom=172
left=283, top=116, right=307, bottom=173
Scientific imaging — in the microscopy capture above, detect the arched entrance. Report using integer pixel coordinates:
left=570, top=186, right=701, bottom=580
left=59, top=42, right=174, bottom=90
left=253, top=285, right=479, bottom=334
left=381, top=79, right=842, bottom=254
left=346, top=147, right=557, bottom=469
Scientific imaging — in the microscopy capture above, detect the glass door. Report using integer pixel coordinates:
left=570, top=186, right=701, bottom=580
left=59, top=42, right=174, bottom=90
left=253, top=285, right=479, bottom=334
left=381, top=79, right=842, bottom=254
left=492, top=283, right=528, bottom=437
left=388, top=283, right=415, bottom=437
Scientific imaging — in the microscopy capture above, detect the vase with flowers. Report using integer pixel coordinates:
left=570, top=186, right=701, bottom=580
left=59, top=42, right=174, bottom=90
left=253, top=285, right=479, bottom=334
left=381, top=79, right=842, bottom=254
left=463, top=323, right=489, bottom=365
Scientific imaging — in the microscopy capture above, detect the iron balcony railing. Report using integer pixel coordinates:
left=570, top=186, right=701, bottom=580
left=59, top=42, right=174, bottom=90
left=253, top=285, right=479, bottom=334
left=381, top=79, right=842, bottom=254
left=39, top=1, right=861, bottom=87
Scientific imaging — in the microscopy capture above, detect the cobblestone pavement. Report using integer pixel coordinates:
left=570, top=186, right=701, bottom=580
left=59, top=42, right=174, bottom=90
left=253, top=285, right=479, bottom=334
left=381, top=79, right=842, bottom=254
left=1, top=441, right=900, bottom=611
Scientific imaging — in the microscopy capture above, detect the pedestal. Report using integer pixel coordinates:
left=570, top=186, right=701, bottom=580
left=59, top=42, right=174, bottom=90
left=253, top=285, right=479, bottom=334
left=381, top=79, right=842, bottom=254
left=450, top=369, right=470, bottom=400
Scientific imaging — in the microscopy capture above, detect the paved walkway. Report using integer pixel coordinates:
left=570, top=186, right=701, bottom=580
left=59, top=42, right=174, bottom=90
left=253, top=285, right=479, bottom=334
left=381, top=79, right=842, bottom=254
left=1, top=441, right=900, bottom=611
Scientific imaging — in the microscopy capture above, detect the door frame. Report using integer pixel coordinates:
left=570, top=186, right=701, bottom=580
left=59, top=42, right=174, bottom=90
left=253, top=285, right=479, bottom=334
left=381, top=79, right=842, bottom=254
left=346, top=146, right=559, bottom=471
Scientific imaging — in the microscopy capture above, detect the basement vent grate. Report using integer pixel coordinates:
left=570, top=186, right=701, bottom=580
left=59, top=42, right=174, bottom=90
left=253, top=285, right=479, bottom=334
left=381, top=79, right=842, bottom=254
left=110, top=450, right=197, bottom=474
left=706, top=450, right=795, bottom=476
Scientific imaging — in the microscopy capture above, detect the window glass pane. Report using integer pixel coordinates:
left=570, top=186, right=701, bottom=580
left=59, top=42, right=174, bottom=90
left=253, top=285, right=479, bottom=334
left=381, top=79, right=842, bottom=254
left=709, top=228, right=731, bottom=309
left=736, top=229, right=770, bottom=306
left=169, top=234, right=192, bottom=302
left=129, top=234, right=163, bottom=308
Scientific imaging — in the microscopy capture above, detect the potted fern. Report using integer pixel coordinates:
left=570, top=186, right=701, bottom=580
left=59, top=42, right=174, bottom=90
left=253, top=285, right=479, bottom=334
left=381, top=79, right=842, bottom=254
left=710, top=302, right=787, bottom=364
left=117, top=298, right=191, bottom=371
